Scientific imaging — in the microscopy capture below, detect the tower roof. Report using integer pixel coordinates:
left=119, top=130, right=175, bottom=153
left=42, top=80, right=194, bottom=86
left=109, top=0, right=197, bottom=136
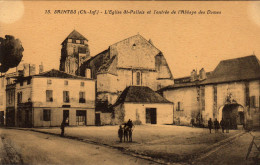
left=62, top=30, right=88, bottom=44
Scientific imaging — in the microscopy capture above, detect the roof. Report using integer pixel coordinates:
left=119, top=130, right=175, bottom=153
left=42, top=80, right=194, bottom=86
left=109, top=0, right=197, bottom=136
left=114, top=86, right=172, bottom=106
left=33, top=69, right=92, bottom=80
left=62, top=30, right=88, bottom=44
left=201, top=55, right=260, bottom=84
left=159, top=55, right=260, bottom=91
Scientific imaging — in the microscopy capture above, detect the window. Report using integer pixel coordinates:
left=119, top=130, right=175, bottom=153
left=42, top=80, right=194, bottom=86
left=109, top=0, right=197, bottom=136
left=136, top=72, right=141, bottom=85
left=27, top=78, right=31, bottom=85
left=17, top=92, right=22, bottom=103
left=63, top=91, right=70, bottom=103
left=43, top=109, right=51, bottom=121
left=80, top=40, right=84, bottom=44
left=72, top=39, right=76, bottom=43
left=64, top=80, right=68, bottom=85
left=47, top=79, right=52, bottom=85
left=80, top=82, right=84, bottom=87
left=79, top=92, right=85, bottom=103
left=176, top=102, right=183, bottom=111
left=46, top=90, right=53, bottom=102
left=250, top=96, right=256, bottom=108
left=20, top=81, right=23, bottom=86
left=76, top=110, right=86, bottom=125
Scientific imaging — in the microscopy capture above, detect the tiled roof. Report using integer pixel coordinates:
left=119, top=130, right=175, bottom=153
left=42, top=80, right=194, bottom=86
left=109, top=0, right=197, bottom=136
left=62, top=30, right=88, bottom=44
left=114, top=86, right=172, bottom=106
left=201, top=55, right=260, bottom=84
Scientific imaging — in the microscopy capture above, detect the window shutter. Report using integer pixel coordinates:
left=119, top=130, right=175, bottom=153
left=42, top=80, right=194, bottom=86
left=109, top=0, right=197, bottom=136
left=63, top=91, right=66, bottom=102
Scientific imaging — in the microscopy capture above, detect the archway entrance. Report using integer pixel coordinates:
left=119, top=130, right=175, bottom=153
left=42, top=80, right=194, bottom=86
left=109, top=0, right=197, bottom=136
left=221, top=104, right=244, bottom=129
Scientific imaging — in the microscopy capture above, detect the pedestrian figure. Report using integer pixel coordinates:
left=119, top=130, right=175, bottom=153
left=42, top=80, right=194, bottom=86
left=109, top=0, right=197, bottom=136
left=226, top=119, right=230, bottom=133
left=127, top=119, right=134, bottom=142
left=129, top=128, right=132, bottom=142
left=118, top=125, right=123, bottom=142
left=208, top=118, right=213, bottom=133
left=60, top=119, right=65, bottom=137
left=123, top=123, right=129, bottom=142
left=127, top=119, right=133, bottom=129
left=220, top=118, right=225, bottom=133
left=214, top=118, right=220, bottom=133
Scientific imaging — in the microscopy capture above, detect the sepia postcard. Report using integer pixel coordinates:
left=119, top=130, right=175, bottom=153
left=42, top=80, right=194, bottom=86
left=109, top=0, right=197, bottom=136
left=0, top=0, right=259, bottom=164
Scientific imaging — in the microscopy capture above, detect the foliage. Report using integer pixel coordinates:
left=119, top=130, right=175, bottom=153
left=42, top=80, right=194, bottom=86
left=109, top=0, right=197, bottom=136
left=0, top=35, right=24, bottom=73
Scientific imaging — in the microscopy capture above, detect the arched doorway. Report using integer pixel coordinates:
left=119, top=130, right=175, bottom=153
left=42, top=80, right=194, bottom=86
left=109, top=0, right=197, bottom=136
left=220, top=104, right=244, bottom=129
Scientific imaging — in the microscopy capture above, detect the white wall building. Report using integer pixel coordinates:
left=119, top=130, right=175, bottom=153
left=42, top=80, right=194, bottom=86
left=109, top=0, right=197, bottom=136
left=15, top=69, right=96, bottom=127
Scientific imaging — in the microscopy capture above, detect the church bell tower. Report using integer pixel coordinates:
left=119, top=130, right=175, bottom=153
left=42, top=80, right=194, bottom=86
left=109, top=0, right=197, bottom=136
left=59, top=30, right=90, bottom=75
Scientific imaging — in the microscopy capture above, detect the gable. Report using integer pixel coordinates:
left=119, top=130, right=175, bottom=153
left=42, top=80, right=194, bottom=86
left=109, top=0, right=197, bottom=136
left=109, top=34, right=160, bottom=70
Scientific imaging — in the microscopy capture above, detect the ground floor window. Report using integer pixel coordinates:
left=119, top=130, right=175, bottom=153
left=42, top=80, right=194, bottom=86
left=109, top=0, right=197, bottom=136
left=76, top=110, right=86, bottom=125
left=43, top=109, right=51, bottom=121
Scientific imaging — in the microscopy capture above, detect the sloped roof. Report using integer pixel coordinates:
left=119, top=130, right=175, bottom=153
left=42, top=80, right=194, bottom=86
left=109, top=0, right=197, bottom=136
left=34, top=69, right=91, bottom=80
left=201, top=55, right=260, bottom=84
left=62, top=30, right=88, bottom=44
left=159, top=55, right=260, bottom=92
left=98, top=55, right=117, bottom=74
left=114, top=86, right=172, bottom=106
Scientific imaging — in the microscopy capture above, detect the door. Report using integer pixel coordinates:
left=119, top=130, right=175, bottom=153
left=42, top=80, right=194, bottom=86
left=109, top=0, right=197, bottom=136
left=63, top=110, right=69, bottom=126
left=95, top=113, right=101, bottom=126
left=76, top=110, right=86, bottom=126
left=0, top=111, right=4, bottom=126
left=146, top=108, right=157, bottom=124
left=150, top=108, right=157, bottom=124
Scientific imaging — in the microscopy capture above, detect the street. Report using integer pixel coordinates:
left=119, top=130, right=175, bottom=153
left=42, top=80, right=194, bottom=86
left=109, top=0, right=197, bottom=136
left=0, top=127, right=259, bottom=165
left=0, top=128, right=158, bottom=165
left=193, top=131, right=260, bottom=165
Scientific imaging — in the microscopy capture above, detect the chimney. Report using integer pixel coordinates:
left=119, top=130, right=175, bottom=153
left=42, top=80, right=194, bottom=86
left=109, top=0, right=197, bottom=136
left=199, top=68, right=206, bottom=80
left=190, top=69, right=197, bottom=82
left=29, top=64, right=36, bottom=76
left=23, top=63, right=30, bottom=77
left=39, top=62, right=44, bottom=74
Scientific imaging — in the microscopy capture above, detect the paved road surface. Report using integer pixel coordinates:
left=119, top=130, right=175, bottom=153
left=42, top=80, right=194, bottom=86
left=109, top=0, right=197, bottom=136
left=0, top=128, right=159, bottom=165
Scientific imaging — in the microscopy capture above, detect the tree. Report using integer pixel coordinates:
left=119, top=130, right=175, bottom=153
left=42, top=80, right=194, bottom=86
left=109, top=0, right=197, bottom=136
left=0, top=35, right=24, bottom=73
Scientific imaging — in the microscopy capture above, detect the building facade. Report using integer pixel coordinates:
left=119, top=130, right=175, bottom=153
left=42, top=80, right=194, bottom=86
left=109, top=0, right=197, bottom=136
left=112, top=86, right=173, bottom=125
left=10, top=69, right=95, bottom=127
left=78, top=34, right=174, bottom=121
left=160, top=55, right=260, bottom=129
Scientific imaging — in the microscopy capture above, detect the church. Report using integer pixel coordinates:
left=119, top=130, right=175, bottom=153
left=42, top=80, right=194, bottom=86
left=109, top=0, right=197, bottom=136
left=59, top=30, right=174, bottom=125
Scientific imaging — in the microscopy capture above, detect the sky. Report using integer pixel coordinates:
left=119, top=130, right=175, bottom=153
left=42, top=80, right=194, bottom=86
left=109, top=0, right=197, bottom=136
left=0, top=1, right=260, bottom=78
